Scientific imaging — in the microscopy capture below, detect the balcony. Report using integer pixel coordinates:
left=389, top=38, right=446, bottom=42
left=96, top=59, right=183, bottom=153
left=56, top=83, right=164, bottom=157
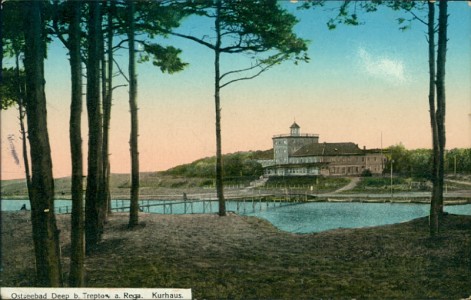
left=272, top=133, right=319, bottom=138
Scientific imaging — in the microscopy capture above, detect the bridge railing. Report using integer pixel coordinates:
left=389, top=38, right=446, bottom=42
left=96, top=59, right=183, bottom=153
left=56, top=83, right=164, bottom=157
left=54, top=194, right=309, bottom=215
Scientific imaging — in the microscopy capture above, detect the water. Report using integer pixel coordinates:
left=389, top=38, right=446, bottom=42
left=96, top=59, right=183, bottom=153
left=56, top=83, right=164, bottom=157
left=0, top=199, right=284, bottom=215
left=246, top=202, right=471, bottom=233
left=2, top=199, right=470, bottom=233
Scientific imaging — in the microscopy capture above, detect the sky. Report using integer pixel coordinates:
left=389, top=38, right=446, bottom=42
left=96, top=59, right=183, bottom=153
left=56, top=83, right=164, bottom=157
left=1, top=1, right=470, bottom=180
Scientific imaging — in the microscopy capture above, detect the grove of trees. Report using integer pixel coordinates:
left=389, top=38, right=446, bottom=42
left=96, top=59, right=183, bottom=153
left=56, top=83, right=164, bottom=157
left=1, top=0, right=308, bottom=286
left=384, top=144, right=471, bottom=179
left=1, top=0, right=467, bottom=287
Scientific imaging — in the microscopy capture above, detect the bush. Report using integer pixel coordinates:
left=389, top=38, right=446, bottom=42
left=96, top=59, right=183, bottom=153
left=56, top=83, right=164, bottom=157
left=162, top=151, right=264, bottom=179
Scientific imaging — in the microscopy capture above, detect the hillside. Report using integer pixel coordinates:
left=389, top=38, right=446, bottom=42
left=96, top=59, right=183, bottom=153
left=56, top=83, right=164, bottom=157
left=1, top=150, right=273, bottom=198
left=161, top=149, right=272, bottom=179
left=3, top=148, right=469, bottom=199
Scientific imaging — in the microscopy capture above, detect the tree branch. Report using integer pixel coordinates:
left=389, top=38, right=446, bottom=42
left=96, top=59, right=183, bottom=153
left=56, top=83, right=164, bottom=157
left=219, top=61, right=264, bottom=80
left=220, top=63, right=275, bottom=89
left=111, top=84, right=127, bottom=91
left=51, top=2, right=70, bottom=50
left=408, top=9, right=428, bottom=27
left=112, top=38, right=129, bottom=50
left=169, top=31, right=216, bottom=50
left=113, top=57, right=129, bottom=83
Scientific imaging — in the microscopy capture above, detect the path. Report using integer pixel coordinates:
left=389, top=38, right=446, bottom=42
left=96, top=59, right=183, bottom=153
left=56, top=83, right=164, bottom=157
left=331, top=177, right=361, bottom=194
left=446, top=179, right=471, bottom=186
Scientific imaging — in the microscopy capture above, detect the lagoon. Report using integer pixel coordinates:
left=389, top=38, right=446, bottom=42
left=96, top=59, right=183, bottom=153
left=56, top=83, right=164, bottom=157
left=2, top=199, right=470, bottom=233
left=246, top=202, right=471, bottom=233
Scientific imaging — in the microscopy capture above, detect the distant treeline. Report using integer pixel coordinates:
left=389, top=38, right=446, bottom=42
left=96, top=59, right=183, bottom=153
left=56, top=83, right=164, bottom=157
left=384, top=145, right=471, bottom=179
left=162, top=150, right=272, bottom=181
left=163, top=146, right=470, bottom=181
left=162, top=144, right=471, bottom=182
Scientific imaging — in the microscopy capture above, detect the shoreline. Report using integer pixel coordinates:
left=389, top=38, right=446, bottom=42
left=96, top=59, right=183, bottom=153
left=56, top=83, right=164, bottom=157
left=2, top=212, right=471, bottom=298
left=2, top=195, right=471, bottom=206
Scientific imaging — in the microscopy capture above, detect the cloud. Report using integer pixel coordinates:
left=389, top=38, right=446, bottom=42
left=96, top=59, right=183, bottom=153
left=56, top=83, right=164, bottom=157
left=357, top=47, right=407, bottom=84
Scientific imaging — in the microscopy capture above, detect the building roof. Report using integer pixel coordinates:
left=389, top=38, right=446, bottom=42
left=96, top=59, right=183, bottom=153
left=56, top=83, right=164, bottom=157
left=290, top=122, right=300, bottom=129
left=292, top=142, right=364, bottom=157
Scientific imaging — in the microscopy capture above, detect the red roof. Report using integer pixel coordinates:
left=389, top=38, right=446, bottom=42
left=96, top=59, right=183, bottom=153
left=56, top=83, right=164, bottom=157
left=292, top=143, right=364, bottom=156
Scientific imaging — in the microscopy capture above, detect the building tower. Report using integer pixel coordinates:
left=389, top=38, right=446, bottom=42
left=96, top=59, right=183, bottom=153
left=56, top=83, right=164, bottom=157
left=272, top=123, right=319, bottom=165
left=290, top=122, right=300, bottom=136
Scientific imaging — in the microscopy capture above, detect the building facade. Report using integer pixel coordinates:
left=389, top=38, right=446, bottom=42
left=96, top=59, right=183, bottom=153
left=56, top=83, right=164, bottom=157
left=259, top=123, right=386, bottom=177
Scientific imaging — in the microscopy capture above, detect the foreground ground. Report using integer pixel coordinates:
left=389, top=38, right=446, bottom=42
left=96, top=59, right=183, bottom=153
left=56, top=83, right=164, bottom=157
left=2, top=212, right=471, bottom=299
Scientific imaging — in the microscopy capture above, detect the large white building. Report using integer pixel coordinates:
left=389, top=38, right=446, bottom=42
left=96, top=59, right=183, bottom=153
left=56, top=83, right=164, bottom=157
left=259, top=123, right=386, bottom=177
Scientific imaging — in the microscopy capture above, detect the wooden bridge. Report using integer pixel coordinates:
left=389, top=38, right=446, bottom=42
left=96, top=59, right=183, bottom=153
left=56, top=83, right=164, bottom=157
left=55, top=193, right=312, bottom=215
left=111, top=194, right=309, bottom=215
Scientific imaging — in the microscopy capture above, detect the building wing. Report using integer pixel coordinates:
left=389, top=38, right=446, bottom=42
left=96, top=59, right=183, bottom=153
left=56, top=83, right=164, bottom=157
left=292, top=142, right=363, bottom=157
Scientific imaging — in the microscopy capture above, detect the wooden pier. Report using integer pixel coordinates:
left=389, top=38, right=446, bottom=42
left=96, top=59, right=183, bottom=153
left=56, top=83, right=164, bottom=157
left=55, top=193, right=310, bottom=215
left=110, top=195, right=308, bottom=215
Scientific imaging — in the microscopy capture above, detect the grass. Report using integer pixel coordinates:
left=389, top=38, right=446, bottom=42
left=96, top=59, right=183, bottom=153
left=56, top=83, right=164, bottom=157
left=264, top=176, right=349, bottom=192
left=2, top=212, right=471, bottom=299
left=2, top=173, right=470, bottom=202
left=350, top=176, right=471, bottom=194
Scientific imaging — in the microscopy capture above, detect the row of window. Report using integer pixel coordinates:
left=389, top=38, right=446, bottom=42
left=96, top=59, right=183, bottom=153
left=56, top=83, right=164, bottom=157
left=328, top=165, right=382, bottom=174
left=265, top=165, right=383, bottom=175
left=265, top=168, right=319, bottom=175
left=275, top=155, right=384, bottom=163
left=275, top=156, right=384, bottom=163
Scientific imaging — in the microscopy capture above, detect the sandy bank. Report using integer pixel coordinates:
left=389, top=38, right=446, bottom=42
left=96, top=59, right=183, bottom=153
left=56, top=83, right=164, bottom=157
left=2, top=212, right=471, bottom=299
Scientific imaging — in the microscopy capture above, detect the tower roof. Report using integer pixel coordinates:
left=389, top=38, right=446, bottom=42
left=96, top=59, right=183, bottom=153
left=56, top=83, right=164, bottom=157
left=290, top=122, right=300, bottom=129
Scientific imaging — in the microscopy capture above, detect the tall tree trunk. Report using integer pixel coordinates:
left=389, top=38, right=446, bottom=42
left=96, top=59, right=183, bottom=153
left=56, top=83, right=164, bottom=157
left=214, top=0, right=226, bottom=216
left=68, top=0, right=84, bottom=286
left=436, top=0, right=448, bottom=214
left=85, top=1, right=104, bottom=253
left=427, top=0, right=440, bottom=237
left=100, top=2, right=110, bottom=221
left=105, top=0, right=115, bottom=215
left=15, top=51, right=33, bottom=195
left=23, top=1, right=63, bottom=286
left=429, top=0, right=448, bottom=237
left=128, top=0, right=140, bottom=228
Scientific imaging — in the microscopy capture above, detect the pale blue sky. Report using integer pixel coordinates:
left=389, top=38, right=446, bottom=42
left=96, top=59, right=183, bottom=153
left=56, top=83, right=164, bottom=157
left=2, top=1, right=470, bottom=179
